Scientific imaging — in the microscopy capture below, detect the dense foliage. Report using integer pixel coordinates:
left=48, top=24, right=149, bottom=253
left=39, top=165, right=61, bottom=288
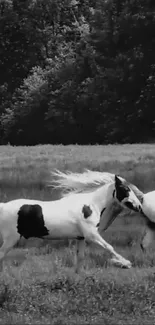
left=0, top=0, right=155, bottom=145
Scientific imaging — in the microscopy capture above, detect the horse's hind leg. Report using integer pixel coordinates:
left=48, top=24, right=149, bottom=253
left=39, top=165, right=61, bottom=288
left=0, top=233, right=20, bottom=270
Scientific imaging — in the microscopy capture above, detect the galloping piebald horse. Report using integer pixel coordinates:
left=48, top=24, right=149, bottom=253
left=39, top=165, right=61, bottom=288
left=52, top=169, right=154, bottom=251
left=0, top=173, right=142, bottom=271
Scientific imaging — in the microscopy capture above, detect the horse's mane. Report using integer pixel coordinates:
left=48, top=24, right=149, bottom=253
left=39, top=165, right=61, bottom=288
left=50, top=169, right=123, bottom=197
left=50, top=169, right=144, bottom=200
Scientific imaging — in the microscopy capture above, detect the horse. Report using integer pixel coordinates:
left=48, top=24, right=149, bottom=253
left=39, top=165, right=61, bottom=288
left=52, top=169, right=155, bottom=252
left=130, top=188, right=155, bottom=251
left=0, top=174, right=142, bottom=272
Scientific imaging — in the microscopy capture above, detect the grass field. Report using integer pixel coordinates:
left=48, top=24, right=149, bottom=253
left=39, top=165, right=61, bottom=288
left=1, top=144, right=155, bottom=324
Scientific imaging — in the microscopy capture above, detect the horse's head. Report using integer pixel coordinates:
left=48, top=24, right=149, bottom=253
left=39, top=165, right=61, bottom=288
left=114, top=175, right=142, bottom=213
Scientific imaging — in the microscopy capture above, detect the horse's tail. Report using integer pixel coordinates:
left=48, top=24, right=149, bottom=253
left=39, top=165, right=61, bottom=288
left=50, top=169, right=125, bottom=193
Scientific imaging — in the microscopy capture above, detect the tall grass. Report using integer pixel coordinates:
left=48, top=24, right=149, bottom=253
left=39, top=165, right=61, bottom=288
left=0, top=144, right=155, bottom=324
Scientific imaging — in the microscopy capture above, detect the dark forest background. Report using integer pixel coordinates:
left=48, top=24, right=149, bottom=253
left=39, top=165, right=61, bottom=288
left=0, top=0, right=155, bottom=145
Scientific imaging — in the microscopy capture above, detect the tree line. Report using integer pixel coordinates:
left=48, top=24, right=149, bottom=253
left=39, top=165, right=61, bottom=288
left=0, top=0, right=155, bottom=145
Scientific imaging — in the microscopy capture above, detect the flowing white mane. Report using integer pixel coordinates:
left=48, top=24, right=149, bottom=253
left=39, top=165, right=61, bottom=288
left=50, top=169, right=125, bottom=196
left=50, top=169, right=144, bottom=201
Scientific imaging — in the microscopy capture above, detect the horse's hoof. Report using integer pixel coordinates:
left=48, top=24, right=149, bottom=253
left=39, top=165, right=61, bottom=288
left=111, top=258, right=132, bottom=269
left=119, top=260, right=132, bottom=269
left=121, top=263, right=132, bottom=269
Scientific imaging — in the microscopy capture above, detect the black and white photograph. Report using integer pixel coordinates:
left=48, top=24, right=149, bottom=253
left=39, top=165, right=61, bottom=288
left=0, top=0, right=155, bottom=324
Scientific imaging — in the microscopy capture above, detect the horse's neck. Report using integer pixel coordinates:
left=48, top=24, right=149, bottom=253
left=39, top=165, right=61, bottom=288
left=91, top=183, right=115, bottom=212
left=142, top=191, right=155, bottom=222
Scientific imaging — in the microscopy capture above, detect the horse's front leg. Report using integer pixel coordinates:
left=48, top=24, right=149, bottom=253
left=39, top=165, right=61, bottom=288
left=140, top=224, right=155, bottom=251
left=74, top=238, right=85, bottom=273
left=84, top=227, right=132, bottom=269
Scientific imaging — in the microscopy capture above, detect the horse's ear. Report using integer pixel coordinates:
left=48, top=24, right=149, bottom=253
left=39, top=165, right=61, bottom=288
left=115, top=175, right=122, bottom=188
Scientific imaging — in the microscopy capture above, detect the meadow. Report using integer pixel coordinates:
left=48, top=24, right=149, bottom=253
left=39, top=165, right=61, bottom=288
left=0, top=144, right=155, bottom=324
